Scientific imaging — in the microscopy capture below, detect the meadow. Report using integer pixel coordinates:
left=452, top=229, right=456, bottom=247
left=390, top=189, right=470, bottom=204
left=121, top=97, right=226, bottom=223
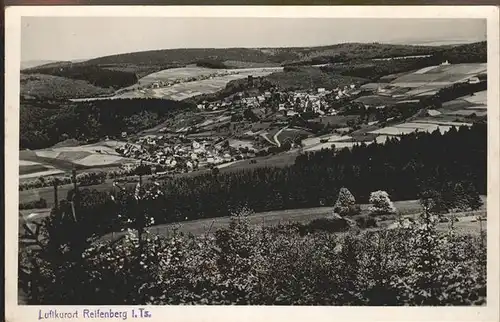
left=391, top=63, right=486, bottom=88
left=19, top=140, right=137, bottom=180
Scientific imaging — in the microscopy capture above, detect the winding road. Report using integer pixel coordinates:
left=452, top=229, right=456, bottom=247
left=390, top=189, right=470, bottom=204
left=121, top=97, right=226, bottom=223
left=273, top=126, right=289, bottom=147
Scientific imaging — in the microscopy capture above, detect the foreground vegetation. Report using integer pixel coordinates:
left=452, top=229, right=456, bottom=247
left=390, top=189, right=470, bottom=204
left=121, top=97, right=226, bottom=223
left=19, top=199, right=487, bottom=305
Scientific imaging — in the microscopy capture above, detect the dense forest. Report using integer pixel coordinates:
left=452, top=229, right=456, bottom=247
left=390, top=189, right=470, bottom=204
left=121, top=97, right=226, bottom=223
left=22, top=64, right=138, bottom=89
left=195, top=59, right=232, bottom=69
left=56, top=123, right=486, bottom=235
left=290, top=41, right=486, bottom=66
left=77, top=43, right=443, bottom=67
left=20, top=99, right=195, bottom=149
left=320, top=42, right=487, bottom=81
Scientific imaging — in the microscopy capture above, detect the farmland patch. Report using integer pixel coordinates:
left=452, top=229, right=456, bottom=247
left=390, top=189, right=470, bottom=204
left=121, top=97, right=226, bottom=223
left=462, top=90, right=487, bottom=105
left=73, top=154, right=127, bottom=167
left=354, top=95, right=399, bottom=106
left=19, top=164, right=52, bottom=175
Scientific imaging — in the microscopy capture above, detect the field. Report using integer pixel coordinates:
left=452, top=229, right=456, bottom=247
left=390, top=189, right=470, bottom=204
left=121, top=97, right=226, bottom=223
left=228, top=139, right=256, bottom=150
left=276, top=128, right=312, bottom=145
left=19, top=140, right=136, bottom=179
left=72, top=67, right=283, bottom=102
left=462, top=90, right=487, bottom=105
left=91, top=196, right=483, bottom=239
left=370, top=119, right=472, bottom=137
left=314, top=115, right=358, bottom=126
left=302, top=134, right=368, bottom=152
left=354, top=95, right=400, bottom=106
left=391, top=63, right=487, bottom=88
left=370, top=123, right=451, bottom=136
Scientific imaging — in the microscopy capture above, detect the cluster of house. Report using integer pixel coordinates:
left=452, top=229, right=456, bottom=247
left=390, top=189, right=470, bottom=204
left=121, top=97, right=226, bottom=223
left=116, top=134, right=256, bottom=173
left=196, top=85, right=360, bottom=117
left=274, top=85, right=360, bottom=116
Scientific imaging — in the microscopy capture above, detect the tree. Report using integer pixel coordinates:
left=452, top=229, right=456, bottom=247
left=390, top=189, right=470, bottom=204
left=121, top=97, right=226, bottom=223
left=458, top=182, right=483, bottom=211
left=368, top=190, right=397, bottom=216
left=333, top=188, right=359, bottom=217
left=419, top=189, right=449, bottom=215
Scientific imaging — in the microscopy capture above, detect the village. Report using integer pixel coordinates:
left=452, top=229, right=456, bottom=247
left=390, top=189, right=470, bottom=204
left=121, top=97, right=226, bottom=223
left=197, top=75, right=361, bottom=116
left=112, top=79, right=365, bottom=175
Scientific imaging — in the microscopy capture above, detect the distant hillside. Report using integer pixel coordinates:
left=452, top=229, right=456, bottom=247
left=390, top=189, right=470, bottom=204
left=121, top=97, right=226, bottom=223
left=20, top=98, right=196, bottom=150
left=20, top=42, right=482, bottom=99
left=283, top=42, right=445, bottom=65
left=21, top=60, right=66, bottom=70
left=22, top=64, right=139, bottom=89
left=21, top=74, right=114, bottom=100
left=436, top=41, right=487, bottom=64
left=77, top=43, right=447, bottom=67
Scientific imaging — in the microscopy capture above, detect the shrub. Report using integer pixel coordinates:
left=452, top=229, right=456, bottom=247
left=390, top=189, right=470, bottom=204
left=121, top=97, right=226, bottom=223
left=368, top=190, right=397, bottom=216
left=333, top=187, right=359, bottom=217
left=301, top=217, right=352, bottom=234
left=355, top=215, right=379, bottom=228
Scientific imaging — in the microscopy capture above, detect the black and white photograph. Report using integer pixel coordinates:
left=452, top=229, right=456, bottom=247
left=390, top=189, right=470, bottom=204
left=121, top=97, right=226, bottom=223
left=4, top=6, right=499, bottom=318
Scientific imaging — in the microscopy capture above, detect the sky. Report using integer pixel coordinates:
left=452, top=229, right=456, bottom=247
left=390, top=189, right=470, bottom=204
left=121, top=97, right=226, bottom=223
left=21, top=17, right=486, bottom=62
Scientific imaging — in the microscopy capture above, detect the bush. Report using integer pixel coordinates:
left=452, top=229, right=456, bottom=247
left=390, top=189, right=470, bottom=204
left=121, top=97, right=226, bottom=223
left=19, top=198, right=48, bottom=210
left=355, top=215, right=379, bottom=228
left=333, top=187, right=359, bottom=217
left=301, top=217, right=352, bottom=234
left=368, top=190, right=397, bottom=216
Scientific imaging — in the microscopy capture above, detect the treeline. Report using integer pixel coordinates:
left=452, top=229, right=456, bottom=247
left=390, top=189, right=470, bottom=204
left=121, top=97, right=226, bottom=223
left=321, top=56, right=444, bottom=81
left=434, top=41, right=487, bottom=64
left=320, top=42, right=487, bottom=81
left=284, top=42, right=442, bottom=66
left=195, top=59, right=231, bottom=69
left=59, top=124, right=485, bottom=229
left=22, top=64, right=138, bottom=89
left=20, top=98, right=195, bottom=150
left=427, top=81, right=487, bottom=107
left=288, top=41, right=486, bottom=67
left=19, top=172, right=107, bottom=191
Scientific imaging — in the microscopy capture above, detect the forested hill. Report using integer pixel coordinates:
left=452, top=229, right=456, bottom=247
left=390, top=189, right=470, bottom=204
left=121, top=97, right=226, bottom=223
left=20, top=99, right=196, bottom=150
left=78, top=43, right=443, bottom=66
left=20, top=42, right=484, bottom=95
